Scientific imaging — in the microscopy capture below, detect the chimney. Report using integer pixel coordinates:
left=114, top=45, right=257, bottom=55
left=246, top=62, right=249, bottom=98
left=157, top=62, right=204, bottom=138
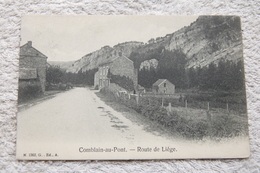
left=27, top=41, right=32, bottom=47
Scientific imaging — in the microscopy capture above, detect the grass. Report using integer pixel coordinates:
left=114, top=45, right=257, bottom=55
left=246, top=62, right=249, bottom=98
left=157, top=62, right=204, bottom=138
left=98, top=87, right=249, bottom=141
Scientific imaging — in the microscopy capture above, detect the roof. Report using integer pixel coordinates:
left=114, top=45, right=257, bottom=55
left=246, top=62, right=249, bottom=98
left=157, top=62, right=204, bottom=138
left=137, top=84, right=145, bottom=90
left=153, top=79, right=174, bottom=86
left=98, top=59, right=114, bottom=67
left=20, top=42, right=48, bottom=59
left=19, top=68, right=37, bottom=79
left=153, top=79, right=167, bottom=86
left=121, top=55, right=133, bottom=63
left=99, top=55, right=133, bottom=67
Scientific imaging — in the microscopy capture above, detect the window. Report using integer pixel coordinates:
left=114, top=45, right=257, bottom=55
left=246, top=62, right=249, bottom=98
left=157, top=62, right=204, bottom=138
left=164, top=83, right=166, bottom=87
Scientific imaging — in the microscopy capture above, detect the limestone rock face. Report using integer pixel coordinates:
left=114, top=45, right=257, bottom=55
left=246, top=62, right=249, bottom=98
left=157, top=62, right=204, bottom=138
left=165, top=16, right=243, bottom=68
left=65, top=42, right=143, bottom=73
left=62, top=16, right=242, bottom=73
left=139, top=59, right=158, bottom=70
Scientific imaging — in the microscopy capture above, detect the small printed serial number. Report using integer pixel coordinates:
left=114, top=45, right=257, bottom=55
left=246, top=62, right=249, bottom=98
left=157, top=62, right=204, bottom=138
left=23, top=153, right=58, bottom=157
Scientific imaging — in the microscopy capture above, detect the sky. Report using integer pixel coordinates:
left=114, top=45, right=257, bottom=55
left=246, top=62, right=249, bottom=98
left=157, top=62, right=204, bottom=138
left=21, top=15, right=198, bottom=62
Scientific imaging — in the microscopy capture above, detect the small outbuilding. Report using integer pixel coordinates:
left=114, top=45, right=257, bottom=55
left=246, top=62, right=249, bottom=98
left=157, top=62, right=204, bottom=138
left=152, top=79, right=175, bottom=95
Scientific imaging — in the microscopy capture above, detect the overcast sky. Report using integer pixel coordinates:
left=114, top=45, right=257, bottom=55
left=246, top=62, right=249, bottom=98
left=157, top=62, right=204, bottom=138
left=21, top=15, right=198, bottom=62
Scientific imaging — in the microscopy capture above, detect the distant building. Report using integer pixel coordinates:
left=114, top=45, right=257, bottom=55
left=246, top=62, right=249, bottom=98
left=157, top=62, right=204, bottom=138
left=94, top=53, right=137, bottom=90
left=152, top=79, right=175, bottom=94
left=19, top=41, right=48, bottom=93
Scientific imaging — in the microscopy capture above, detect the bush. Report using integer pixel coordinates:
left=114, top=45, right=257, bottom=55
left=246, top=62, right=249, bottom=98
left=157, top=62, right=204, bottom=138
left=18, top=82, right=42, bottom=103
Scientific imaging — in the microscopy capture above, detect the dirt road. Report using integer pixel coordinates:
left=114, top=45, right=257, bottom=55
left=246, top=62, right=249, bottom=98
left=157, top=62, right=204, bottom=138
left=16, top=87, right=249, bottom=160
left=17, top=88, right=177, bottom=159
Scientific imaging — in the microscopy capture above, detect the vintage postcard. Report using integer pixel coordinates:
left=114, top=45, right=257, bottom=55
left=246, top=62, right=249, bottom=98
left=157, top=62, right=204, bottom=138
left=16, top=15, right=250, bottom=160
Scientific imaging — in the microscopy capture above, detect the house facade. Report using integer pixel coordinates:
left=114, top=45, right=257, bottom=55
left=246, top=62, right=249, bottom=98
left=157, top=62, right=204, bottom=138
left=94, top=53, right=137, bottom=90
left=152, top=79, right=175, bottom=94
left=19, top=41, right=48, bottom=93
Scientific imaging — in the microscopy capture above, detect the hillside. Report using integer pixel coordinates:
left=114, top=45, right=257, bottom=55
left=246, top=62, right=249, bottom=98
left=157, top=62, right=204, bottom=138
left=65, top=16, right=243, bottom=73
left=48, top=61, right=74, bottom=71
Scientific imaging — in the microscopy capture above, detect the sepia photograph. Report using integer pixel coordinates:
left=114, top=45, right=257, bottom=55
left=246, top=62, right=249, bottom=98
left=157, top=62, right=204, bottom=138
left=16, top=15, right=249, bottom=160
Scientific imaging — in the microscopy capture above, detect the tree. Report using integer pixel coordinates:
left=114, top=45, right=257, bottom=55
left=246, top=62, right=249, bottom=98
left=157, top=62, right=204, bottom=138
left=108, top=69, right=134, bottom=91
left=206, top=63, right=217, bottom=89
left=187, top=67, right=198, bottom=88
left=46, top=66, right=64, bottom=84
left=85, top=68, right=98, bottom=85
left=157, top=50, right=187, bottom=89
left=138, top=67, right=157, bottom=88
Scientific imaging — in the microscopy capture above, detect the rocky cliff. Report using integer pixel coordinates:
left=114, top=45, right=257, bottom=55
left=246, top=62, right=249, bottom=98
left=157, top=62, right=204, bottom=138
left=165, top=16, right=243, bottom=68
left=66, top=41, right=143, bottom=73
left=64, top=16, right=242, bottom=73
left=139, top=59, right=158, bottom=70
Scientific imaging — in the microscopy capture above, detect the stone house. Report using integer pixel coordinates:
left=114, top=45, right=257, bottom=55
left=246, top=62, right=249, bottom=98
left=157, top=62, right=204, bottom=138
left=152, top=79, right=175, bottom=94
left=19, top=41, right=48, bottom=93
left=94, top=53, right=137, bottom=90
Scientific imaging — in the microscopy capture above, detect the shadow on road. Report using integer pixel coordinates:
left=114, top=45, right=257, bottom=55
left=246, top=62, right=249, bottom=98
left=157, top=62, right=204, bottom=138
left=95, top=91, right=183, bottom=142
left=18, top=90, right=67, bottom=112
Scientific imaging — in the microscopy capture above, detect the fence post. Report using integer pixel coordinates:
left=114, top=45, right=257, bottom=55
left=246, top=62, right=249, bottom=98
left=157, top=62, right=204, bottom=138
left=136, top=93, right=139, bottom=105
left=207, top=102, right=210, bottom=111
left=226, top=102, right=229, bottom=112
left=162, top=97, right=164, bottom=107
left=185, top=99, right=187, bottom=108
left=169, top=102, right=172, bottom=112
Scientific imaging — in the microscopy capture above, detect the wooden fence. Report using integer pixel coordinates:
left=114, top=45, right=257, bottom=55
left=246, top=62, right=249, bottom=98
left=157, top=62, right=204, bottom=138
left=116, top=91, right=245, bottom=115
